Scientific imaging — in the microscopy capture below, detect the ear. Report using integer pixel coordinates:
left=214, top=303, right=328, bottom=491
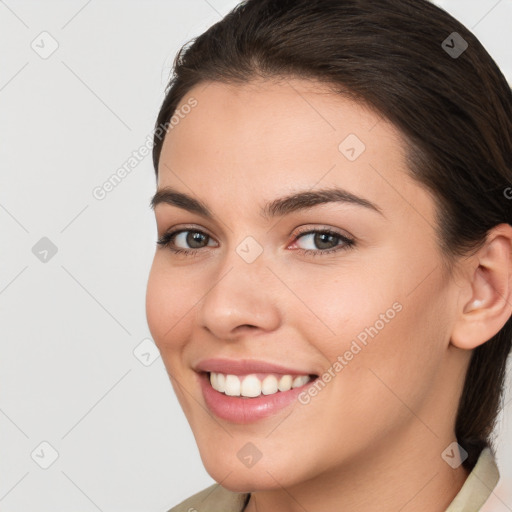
left=451, top=223, right=512, bottom=350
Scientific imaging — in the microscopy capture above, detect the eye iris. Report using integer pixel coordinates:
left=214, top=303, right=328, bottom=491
left=188, top=231, right=207, bottom=248
left=315, top=232, right=337, bottom=249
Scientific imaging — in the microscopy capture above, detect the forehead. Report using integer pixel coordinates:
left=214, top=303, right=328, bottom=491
left=157, top=78, right=436, bottom=227
left=163, top=78, right=400, bottom=158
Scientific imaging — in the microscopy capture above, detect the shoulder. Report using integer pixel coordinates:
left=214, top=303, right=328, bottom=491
left=165, top=483, right=250, bottom=512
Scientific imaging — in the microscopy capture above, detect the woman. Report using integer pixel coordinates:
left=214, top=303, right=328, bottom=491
left=146, top=0, right=512, bottom=510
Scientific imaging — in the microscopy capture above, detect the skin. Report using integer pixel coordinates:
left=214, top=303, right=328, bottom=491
left=146, top=78, right=512, bottom=511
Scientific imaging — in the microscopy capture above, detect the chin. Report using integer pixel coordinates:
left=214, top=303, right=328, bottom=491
left=201, top=454, right=305, bottom=493
left=206, top=469, right=284, bottom=493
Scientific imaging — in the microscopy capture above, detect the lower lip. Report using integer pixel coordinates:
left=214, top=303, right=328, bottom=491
left=198, top=372, right=318, bottom=424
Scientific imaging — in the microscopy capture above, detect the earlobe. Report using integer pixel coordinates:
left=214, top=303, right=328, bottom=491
left=451, top=225, right=512, bottom=350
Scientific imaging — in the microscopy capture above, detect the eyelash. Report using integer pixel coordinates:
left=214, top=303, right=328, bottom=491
left=156, top=226, right=355, bottom=257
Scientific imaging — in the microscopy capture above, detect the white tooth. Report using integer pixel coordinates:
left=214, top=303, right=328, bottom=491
left=224, top=374, right=241, bottom=396
left=210, top=372, right=219, bottom=391
left=210, top=372, right=218, bottom=391
left=241, top=374, right=262, bottom=397
left=292, top=375, right=311, bottom=388
left=211, top=372, right=311, bottom=396
left=216, top=372, right=226, bottom=393
left=261, top=375, right=279, bottom=395
left=278, top=375, right=293, bottom=392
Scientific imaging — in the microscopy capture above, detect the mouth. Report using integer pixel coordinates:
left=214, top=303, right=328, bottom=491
left=197, top=370, right=320, bottom=423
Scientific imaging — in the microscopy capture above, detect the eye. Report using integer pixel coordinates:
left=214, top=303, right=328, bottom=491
left=291, top=228, right=355, bottom=256
left=157, top=228, right=217, bottom=256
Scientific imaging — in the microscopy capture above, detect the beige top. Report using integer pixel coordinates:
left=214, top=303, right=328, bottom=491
left=167, top=447, right=499, bottom=512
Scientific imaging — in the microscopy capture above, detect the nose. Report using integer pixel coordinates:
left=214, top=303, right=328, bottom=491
left=197, top=250, right=281, bottom=340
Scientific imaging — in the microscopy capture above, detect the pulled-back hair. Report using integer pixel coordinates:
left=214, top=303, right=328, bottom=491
left=152, top=0, right=512, bottom=471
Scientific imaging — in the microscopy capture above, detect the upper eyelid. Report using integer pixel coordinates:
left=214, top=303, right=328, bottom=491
left=159, top=224, right=216, bottom=241
left=159, top=223, right=349, bottom=235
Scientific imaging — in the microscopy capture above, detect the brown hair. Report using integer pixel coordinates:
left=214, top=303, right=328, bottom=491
left=152, top=0, right=512, bottom=471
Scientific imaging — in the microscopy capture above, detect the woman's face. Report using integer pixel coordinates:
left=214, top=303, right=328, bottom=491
left=146, top=78, right=466, bottom=491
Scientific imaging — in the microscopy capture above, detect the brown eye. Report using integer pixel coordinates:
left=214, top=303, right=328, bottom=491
left=157, top=229, right=217, bottom=254
left=293, top=229, right=355, bottom=256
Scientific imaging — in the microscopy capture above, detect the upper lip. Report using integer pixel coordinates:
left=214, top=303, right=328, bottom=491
left=194, top=358, right=317, bottom=376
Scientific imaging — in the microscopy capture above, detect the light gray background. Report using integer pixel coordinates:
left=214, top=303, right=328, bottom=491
left=0, top=1, right=511, bottom=511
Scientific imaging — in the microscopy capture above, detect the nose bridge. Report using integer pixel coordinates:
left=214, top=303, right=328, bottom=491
left=197, top=232, right=280, bottom=337
left=213, top=227, right=270, bottom=288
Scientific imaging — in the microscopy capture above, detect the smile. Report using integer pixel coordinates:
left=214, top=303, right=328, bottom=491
left=198, top=371, right=319, bottom=423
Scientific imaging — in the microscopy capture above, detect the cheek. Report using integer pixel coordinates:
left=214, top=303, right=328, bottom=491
left=146, top=258, right=200, bottom=411
left=331, top=268, right=451, bottom=424
left=145, top=257, right=196, bottom=355
left=296, top=252, right=449, bottom=403
left=282, top=261, right=400, bottom=354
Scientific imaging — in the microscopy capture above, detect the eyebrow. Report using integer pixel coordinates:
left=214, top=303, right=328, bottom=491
left=150, top=186, right=383, bottom=219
